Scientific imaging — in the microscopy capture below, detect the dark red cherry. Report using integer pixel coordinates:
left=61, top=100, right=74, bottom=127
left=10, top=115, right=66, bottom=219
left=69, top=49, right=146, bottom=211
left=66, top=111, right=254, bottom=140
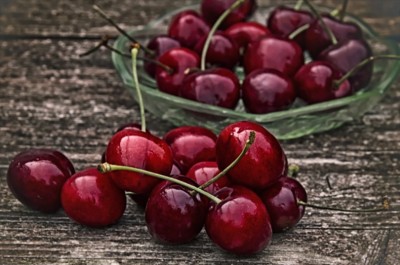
left=186, top=161, right=230, bottom=194
left=260, top=176, right=307, bottom=232
left=144, top=35, right=181, bottom=77
left=224, top=21, right=270, bottom=51
left=243, top=36, right=304, bottom=76
left=242, top=68, right=296, bottom=114
left=61, top=167, right=126, bottom=228
left=294, top=60, right=352, bottom=104
left=194, top=32, right=240, bottom=69
left=7, top=149, right=73, bottom=213
left=145, top=176, right=208, bottom=244
left=200, top=0, right=256, bottom=29
left=205, top=185, right=272, bottom=255
left=305, top=14, right=363, bottom=58
left=105, top=129, right=173, bottom=194
left=267, top=6, right=313, bottom=48
left=318, top=38, right=373, bottom=91
left=155, top=47, right=200, bottom=96
left=168, top=10, right=210, bottom=49
left=216, top=121, right=286, bottom=191
left=180, top=68, right=241, bottom=109
left=163, top=126, right=217, bottom=174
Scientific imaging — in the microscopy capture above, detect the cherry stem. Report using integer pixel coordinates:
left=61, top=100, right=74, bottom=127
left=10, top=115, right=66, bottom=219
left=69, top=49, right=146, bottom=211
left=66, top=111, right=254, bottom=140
left=197, top=131, right=255, bottom=191
left=294, top=0, right=304, bottom=10
left=297, top=198, right=390, bottom=213
left=98, top=162, right=222, bottom=204
left=288, top=23, right=310, bottom=40
left=78, top=35, right=112, bottom=57
left=334, top=54, right=400, bottom=87
left=340, top=0, right=349, bottom=21
left=131, top=44, right=146, bottom=132
left=92, top=4, right=155, bottom=56
left=303, top=0, right=338, bottom=45
left=200, top=0, right=245, bottom=70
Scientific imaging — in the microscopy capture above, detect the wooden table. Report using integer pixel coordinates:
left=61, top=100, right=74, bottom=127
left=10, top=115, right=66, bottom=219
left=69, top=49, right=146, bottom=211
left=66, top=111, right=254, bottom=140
left=1, top=1, right=399, bottom=264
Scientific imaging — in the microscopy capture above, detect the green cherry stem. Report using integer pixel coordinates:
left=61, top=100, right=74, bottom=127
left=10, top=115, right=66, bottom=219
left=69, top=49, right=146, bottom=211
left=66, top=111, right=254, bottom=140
left=340, top=0, right=349, bottom=21
left=197, top=131, right=255, bottom=191
left=98, top=162, right=222, bottom=204
left=200, top=0, right=245, bottom=70
left=294, top=0, right=304, bottom=10
left=303, top=0, right=338, bottom=45
left=131, top=44, right=146, bottom=132
left=334, top=54, right=400, bottom=87
left=288, top=23, right=310, bottom=40
left=297, top=198, right=390, bottom=212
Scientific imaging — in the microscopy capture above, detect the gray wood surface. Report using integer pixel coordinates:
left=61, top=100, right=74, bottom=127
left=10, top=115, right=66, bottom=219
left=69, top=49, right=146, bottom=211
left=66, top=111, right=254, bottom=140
left=1, top=0, right=399, bottom=264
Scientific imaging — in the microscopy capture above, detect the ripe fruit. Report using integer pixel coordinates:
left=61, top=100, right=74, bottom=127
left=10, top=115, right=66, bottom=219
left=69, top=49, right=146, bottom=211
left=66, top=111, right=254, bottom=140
left=186, top=161, right=230, bottom=194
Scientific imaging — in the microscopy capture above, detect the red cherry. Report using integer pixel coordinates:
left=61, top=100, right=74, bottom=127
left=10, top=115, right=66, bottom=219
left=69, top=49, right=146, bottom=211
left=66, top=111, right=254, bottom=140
left=61, top=168, right=126, bottom=228
left=224, top=21, right=270, bottom=51
left=260, top=176, right=307, bottom=232
left=105, top=129, right=173, bottom=194
left=242, top=68, right=296, bottom=114
left=155, top=47, right=200, bottom=96
left=205, top=185, right=272, bottom=255
left=186, top=161, right=230, bottom=194
left=145, top=177, right=208, bottom=244
left=243, top=36, right=304, bottom=76
left=216, top=121, right=286, bottom=191
left=180, top=67, right=241, bottom=109
left=7, top=149, right=73, bottom=213
left=163, top=126, right=217, bottom=174
left=294, top=61, right=352, bottom=104
left=168, top=10, right=210, bottom=49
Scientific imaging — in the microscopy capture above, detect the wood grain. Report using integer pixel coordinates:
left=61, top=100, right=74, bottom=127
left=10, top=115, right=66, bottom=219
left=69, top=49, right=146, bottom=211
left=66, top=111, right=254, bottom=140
left=1, top=0, right=399, bottom=264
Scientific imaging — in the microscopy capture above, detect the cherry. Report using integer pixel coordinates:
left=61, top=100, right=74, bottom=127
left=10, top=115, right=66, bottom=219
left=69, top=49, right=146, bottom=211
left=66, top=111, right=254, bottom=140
left=105, top=129, right=173, bottom=194
left=267, top=6, right=313, bottom=48
left=224, top=21, right=270, bottom=51
left=155, top=47, right=200, bottom=96
left=168, top=10, right=210, bottom=49
left=318, top=38, right=373, bottom=91
left=194, top=32, right=240, bottom=69
left=243, top=35, right=304, bottom=76
left=163, top=126, right=217, bottom=174
left=7, top=149, right=73, bottom=213
left=61, top=168, right=126, bottom=228
left=180, top=67, right=241, bottom=109
left=205, top=185, right=272, bottom=255
left=145, top=176, right=208, bottom=244
left=186, top=161, right=231, bottom=194
left=242, top=68, right=296, bottom=114
left=200, top=0, right=256, bottom=29
left=216, top=121, right=286, bottom=191
left=260, top=176, right=307, bottom=232
left=294, top=60, right=352, bottom=104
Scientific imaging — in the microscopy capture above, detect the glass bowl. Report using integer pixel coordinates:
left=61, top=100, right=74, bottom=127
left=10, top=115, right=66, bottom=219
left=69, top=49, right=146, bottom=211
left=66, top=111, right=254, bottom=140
left=112, top=4, right=400, bottom=140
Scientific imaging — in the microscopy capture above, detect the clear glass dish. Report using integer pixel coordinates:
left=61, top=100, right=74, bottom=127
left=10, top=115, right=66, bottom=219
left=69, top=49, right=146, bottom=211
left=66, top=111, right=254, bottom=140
left=112, top=4, right=400, bottom=139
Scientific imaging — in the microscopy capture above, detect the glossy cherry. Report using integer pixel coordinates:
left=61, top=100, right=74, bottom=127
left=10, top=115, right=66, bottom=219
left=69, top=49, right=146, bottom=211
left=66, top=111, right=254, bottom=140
left=205, top=185, right=273, bottom=255
left=7, top=149, right=74, bottom=213
left=180, top=68, right=241, bottom=109
left=216, top=121, right=286, bottom=190
left=168, top=10, right=210, bottom=49
left=61, top=167, right=126, bottom=228
left=318, top=38, right=373, bottom=91
left=224, top=21, right=270, bottom=51
left=200, top=0, right=256, bottom=29
left=294, top=60, right=352, bottom=104
left=260, top=176, right=307, bottom=232
left=155, top=47, right=200, bottom=96
left=145, top=176, right=208, bottom=244
left=105, top=129, right=173, bottom=194
left=242, top=68, right=296, bottom=114
left=186, top=161, right=230, bottom=194
left=243, top=35, right=304, bottom=76
left=163, top=126, right=217, bottom=174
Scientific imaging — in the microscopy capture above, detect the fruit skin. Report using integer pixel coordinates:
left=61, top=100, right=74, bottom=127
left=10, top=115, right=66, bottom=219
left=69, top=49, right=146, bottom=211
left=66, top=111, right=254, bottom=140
left=216, top=121, right=286, bottom=191
left=145, top=177, right=208, bottom=244
left=205, top=185, right=273, bottom=255
left=61, top=168, right=126, bottom=228
left=260, top=176, right=307, bottom=232
left=242, top=68, right=296, bottom=114
left=7, top=149, right=73, bottom=213
left=105, top=129, right=173, bottom=194
left=163, top=126, right=217, bottom=174
left=186, top=161, right=230, bottom=194
left=224, top=21, right=270, bottom=51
